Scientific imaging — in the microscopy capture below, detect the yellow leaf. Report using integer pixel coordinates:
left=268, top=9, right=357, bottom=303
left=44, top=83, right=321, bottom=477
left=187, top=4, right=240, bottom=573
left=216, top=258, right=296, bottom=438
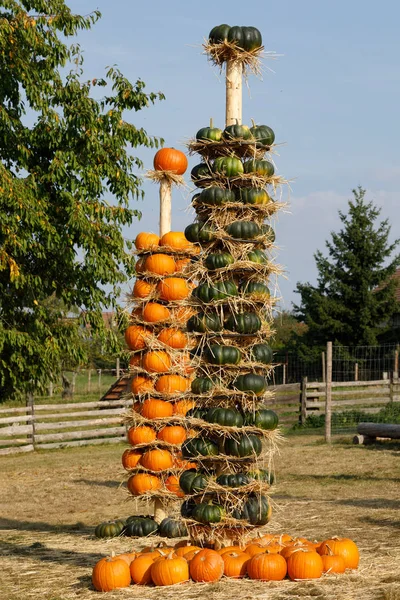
left=33, top=299, right=38, bottom=305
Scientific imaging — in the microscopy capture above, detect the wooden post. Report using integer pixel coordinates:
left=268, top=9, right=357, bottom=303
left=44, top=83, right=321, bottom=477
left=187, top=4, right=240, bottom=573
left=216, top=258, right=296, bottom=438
left=282, top=363, right=286, bottom=385
left=98, top=369, right=102, bottom=391
left=390, top=372, right=394, bottom=403
left=159, top=178, right=172, bottom=237
left=354, top=363, right=359, bottom=382
left=394, top=348, right=399, bottom=379
left=88, top=369, right=92, bottom=393
left=225, top=60, right=243, bottom=126
left=26, top=391, right=36, bottom=449
left=116, top=358, right=120, bottom=379
left=300, top=376, right=308, bottom=425
left=325, top=341, right=332, bottom=443
left=48, top=381, right=53, bottom=397
left=321, top=351, right=326, bottom=383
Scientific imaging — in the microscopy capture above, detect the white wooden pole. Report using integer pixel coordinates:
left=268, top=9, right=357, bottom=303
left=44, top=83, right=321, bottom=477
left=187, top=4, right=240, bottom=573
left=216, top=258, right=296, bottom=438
left=159, top=178, right=172, bottom=237
left=225, top=60, right=243, bottom=126
left=325, top=342, right=332, bottom=443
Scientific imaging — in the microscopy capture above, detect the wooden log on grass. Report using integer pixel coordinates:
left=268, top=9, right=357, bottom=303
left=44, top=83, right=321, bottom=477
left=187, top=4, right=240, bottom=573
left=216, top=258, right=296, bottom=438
left=357, top=422, right=400, bottom=440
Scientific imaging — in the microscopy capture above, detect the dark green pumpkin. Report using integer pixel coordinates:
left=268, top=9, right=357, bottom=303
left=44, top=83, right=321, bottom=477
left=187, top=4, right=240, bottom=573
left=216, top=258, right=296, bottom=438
left=247, top=249, right=268, bottom=264
left=191, top=162, right=212, bottom=186
left=205, top=252, right=234, bottom=270
left=240, top=280, right=270, bottom=297
left=223, top=123, right=251, bottom=141
left=124, top=518, right=159, bottom=537
left=244, top=409, right=279, bottom=430
left=208, top=24, right=231, bottom=44
left=241, top=494, right=271, bottom=525
left=187, top=312, right=223, bottom=333
left=235, top=188, right=271, bottom=205
left=226, top=221, right=261, bottom=240
left=248, top=469, right=275, bottom=485
left=227, top=26, right=262, bottom=52
left=193, top=280, right=238, bottom=302
left=216, top=473, right=251, bottom=487
left=182, top=436, right=219, bottom=458
left=225, top=312, right=262, bottom=334
left=260, top=224, right=276, bottom=243
left=192, top=502, right=224, bottom=524
left=196, top=119, right=223, bottom=142
left=213, top=156, right=244, bottom=177
left=224, top=434, right=262, bottom=457
left=184, top=221, right=215, bottom=243
left=249, top=124, right=275, bottom=148
left=204, top=344, right=241, bottom=365
left=243, top=159, right=275, bottom=177
left=95, top=519, right=126, bottom=538
left=179, top=469, right=209, bottom=494
left=231, top=373, right=267, bottom=396
left=158, top=517, right=188, bottom=538
left=199, top=187, right=236, bottom=206
left=250, top=343, right=273, bottom=364
left=186, top=406, right=208, bottom=419
left=181, top=498, right=196, bottom=518
left=190, top=377, right=215, bottom=395
left=205, top=407, right=244, bottom=427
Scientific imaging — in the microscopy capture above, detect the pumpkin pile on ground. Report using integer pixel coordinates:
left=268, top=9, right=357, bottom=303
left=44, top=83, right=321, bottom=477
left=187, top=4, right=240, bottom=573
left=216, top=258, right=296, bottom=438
left=91, top=535, right=359, bottom=591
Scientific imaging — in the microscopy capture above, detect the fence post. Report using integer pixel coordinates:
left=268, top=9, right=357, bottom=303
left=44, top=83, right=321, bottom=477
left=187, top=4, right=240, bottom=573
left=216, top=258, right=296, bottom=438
left=98, top=369, right=102, bottom=390
left=26, top=391, right=36, bottom=450
left=321, top=352, right=325, bottom=383
left=354, top=363, right=358, bottom=382
left=282, top=363, right=286, bottom=385
left=48, top=381, right=53, bottom=397
left=88, top=369, right=92, bottom=393
left=325, top=341, right=332, bottom=443
left=394, top=347, right=399, bottom=379
left=390, top=372, right=394, bottom=403
left=300, top=376, right=308, bottom=425
left=116, top=358, right=120, bottom=379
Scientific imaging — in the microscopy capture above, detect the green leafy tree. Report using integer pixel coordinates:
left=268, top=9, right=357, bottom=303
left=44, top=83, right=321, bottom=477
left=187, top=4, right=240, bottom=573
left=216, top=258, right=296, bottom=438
left=271, top=310, right=308, bottom=351
left=293, top=187, right=400, bottom=350
left=0, top=1, right=164, bottom=401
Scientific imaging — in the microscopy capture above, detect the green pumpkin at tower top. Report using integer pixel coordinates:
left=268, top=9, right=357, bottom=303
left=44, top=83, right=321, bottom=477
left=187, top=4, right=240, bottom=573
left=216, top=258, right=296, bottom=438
left=223, top=123, right=251, bottom=141
left=208, top=23, right=231, bottom=44
left=196, top=119, right=223, bottom=142
left=227, top=26, right=263, bottom=52
left=249, top=123, right=275, bottom=148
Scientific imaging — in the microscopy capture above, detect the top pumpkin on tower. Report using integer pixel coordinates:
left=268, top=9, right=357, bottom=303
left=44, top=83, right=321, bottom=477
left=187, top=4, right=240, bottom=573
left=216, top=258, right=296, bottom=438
left=208, top=25, right=263, bottom=52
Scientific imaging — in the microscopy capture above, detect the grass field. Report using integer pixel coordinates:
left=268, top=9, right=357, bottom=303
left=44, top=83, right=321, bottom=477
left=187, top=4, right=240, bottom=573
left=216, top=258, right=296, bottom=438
left=0, top=435, right=399, bottom=600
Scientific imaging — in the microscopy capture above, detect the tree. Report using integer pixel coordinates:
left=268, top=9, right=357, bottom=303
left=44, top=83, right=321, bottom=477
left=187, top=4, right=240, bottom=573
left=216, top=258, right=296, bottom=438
left=293, top=187, right=400, bottom=349
left=0, top=1, right=165, bottom=401
left=271, top=310, right=308, bottom=351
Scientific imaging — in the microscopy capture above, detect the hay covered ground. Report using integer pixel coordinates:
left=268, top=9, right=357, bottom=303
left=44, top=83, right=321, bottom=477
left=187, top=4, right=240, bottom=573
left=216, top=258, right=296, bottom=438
left=1, top=435, right=399, bottom=600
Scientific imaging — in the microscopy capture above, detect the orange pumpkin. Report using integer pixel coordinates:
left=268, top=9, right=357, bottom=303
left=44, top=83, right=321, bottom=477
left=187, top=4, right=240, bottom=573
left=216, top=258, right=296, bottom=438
left=131, top=375, right=154, bottom=395
left=144, top=253, right=176, bottom=276
left=122, top=449, right=142, bottom=469
left=173, top=399, right=196, bottom=416
left=151, top=552, right=189, bottom=586
left=157, top=327, right=188, bottom=349
left=143, top=302, right=170, bottom=323
left=130, top=553, right=157, bottom=585
left=135, top=257, right=147, bottom=274
left=129, top=354, right=142, bottom=368
left=222, top=551, right=251, bottom=578
left=141, top=398, right=174, bottom=419
left=321, top=554, right=346, bottom=574
left=140, top=448, right=173, bottom=471
left=287, top=550, right=323, bottom=580
left=135, top=232, right=160, bottom=251
left=175, top=544, right=201, bottom=557
left=92, top=555, right=131, bottom=592
left=125, top=325, right=151, bottom=350
left=153, top=148, right=188, bottom=175
left=157, top=277, right=190, bottom=301
left=133, top=279, right=155, bottom=299
left=247, top=553, right=287, bottom=581
left=175, top=258, right=192, bottom=273
left=127, top=425, right=156, bottom=446
left=160, top=231, right=192, bottom=251
left=318, top=537, right=359, bottom=569
left=127, top=473, right=161, bottom=496
left=245, top=543, right=268, bottom=558
left=173, top=452, right=197, bottom=470
left=165, top=474, right=184, bottom=497
left=155, top=374, right=190, bottom=394
left=217, top=546, right=245, bottom=556
left=116, top=552, right=137, bottom=566
left=189, top=549, right=224, bottom=583
left=157, top=425, right=187, bottom=445
left=142, top=350, right=171, bottom=374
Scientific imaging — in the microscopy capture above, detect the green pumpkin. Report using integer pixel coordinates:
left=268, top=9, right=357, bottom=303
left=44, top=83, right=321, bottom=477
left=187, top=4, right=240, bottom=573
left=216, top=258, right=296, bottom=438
left=241, top=494, right=271, bottom=525
left=186, top=406, right=208, bottom=419
left=261, top=224, right=276, bottom=243
left=95, top=519, right=126, bottom=538
left=223, top=123, right=251, bottom=141
left=158, top=517, right=188, bottom=538
left=196, top=119, right=223, bottom=141
left=216, top=473, right=251, bottom=487
left=243, top=159, right=275, bottom=177
left=248, top=469, right=275, bottom=485
left=193, top=280, right=238, bottom=302
left=227, top=26, right=262, bottom=52
left=249, top=123, right=275, bottom=148
left=235, top=188, right=271, bottom=205
left=187, top=312, right=223, bottom=333
left=244, top=409, right=279, bottom=430
left=199, top=187, right=236, bottom=206
left=184, top=221, right=215, bottom=243
left=205, top=407, right=244, bottom=427
left=224, top=434, right=262, bottom=457
left=205, top=252, right=234, bottom=270
left=124, top=517, right=158, bottom=537
left=213, top=156, right=244, bottom=177
left=240, top=280, right=270, bottom=298
left=182, top=437, right=219, bottom=457
left=250, top=343, right=273, bottom=364
left=181, top=498, right=196, bottom=518
left=204, top=344, right=241, bottom=365
left=191, top=162, right=212, bottom=186
left=226, top=221, right=261, bottom=240
left=179, top=469, right=209, bottom=494
left=225, top=312, right=262, bottom=334
left=247, top=249, right=268, bottom=264
left=192, top=502, right=224, bottom=524
left=231, top=373, right=268, bottom=396
left=190, top=377, right=215, bottom=395
left=209, top=23, right=231, bottom=44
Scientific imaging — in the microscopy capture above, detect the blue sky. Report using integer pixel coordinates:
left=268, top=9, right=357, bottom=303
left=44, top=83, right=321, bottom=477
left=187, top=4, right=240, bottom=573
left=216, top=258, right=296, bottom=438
left=67, top=0, right=400, bottom=308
